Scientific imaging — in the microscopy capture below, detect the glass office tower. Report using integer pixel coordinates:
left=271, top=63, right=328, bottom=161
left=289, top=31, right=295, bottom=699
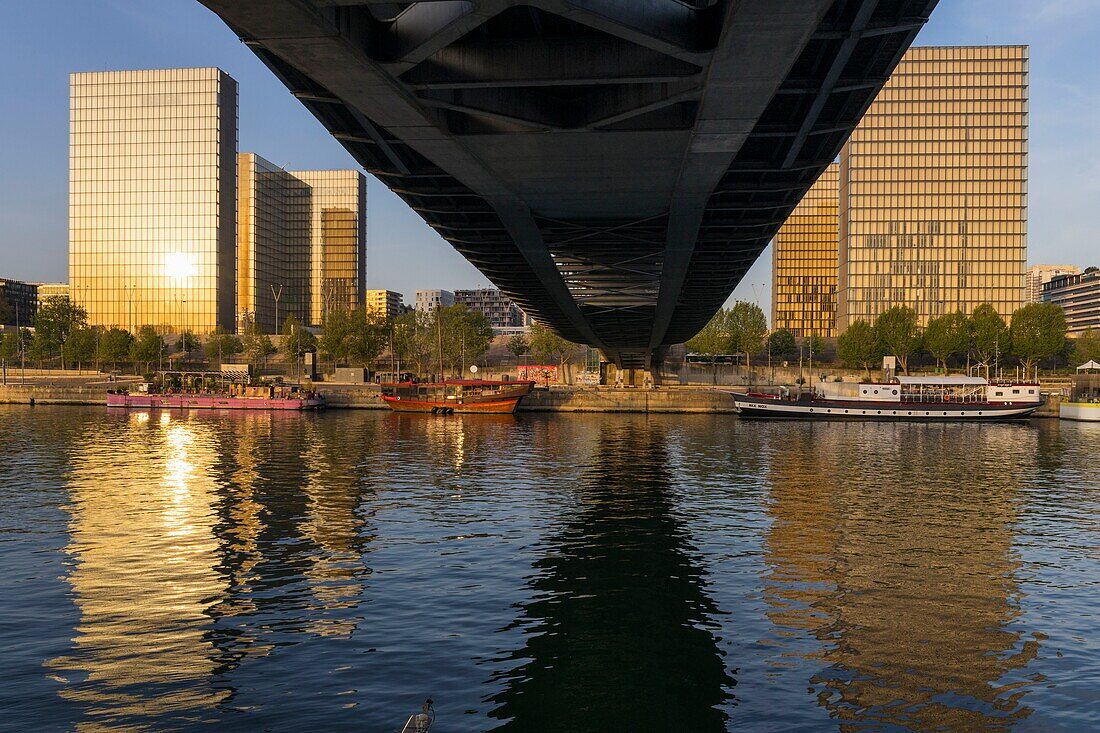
left=69, top=68, right=237, bottom=334
left=772, top=163, right=839, bottom=337
left=238, top=153, right=311, bottom=333
left=288, top=170, right=366, bottom=326
left=837, top=47, right=1028, bottom=331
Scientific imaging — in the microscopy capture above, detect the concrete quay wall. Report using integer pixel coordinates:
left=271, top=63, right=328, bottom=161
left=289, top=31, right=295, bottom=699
left=519, top=387, right=737, bottom=413
left=0, top=383, right=114, bottom=405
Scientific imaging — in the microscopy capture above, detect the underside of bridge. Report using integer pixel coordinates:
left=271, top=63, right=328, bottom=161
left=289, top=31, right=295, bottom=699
left=201, top=0, right=937, bottom=369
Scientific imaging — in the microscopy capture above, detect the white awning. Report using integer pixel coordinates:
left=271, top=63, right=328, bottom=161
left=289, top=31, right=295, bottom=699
left=896, top=376, right=987, bottom=386
left=1077, top=360, right=1100, bottom=372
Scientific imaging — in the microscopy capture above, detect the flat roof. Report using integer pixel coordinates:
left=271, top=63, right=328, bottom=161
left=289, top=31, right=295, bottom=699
left=896, top=376, right=987, bottom=385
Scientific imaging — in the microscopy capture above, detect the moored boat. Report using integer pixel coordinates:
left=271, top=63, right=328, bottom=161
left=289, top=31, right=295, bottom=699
left=1059, top=371, right=1100, bottom=421
left=732, top=376, right=1041, bottom=421
left=380, top=379, right=534, bottom=414
left=106, top=370, right=325, bottom=411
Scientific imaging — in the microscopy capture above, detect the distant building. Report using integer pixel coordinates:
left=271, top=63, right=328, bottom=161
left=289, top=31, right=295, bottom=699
left=455, top=288, right=524, bottom=333
left=35, top=283, right=69, bottom=306
left=288, top=169, right=367, bottom=327
left=69, top=68, right=238, bottom=334
left=1026, top=264, right=1080, bottom=304
left=772, top=163, right=838, bottom=337
left=0, top=279, right=37, bottom=328
left=415, top=289, right=454, bottom=313
left=837, top=46, right=1029, bottom=331
left=237, top=153, right=311, bottom=333
left=1042, top=269, right=1100, bottom=335
left=366, top=289, right=403, bottom=321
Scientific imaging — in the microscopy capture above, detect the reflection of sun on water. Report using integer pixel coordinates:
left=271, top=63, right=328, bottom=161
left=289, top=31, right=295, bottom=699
left=49, top=415, right=228, bottom=722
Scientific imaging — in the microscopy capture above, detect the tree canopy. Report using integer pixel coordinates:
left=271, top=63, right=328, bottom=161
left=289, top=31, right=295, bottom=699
left=98, top=328, right=134, bottom=368
left=506, top=333, right=529, bottom=359
left=873, top=306, right=921, bottom=375
left=204, top=328, right=242, bottom=366
left=726, top=301, right=768, bottom=368
left=837, top=319, right=883, bottom=377
left=767, top=328, right=797, bottom=359
left=923, top=312, right=969, bottom=373
left=33, top=296, right=87, bottom=369
left=1071, top=328, right=1100, bottom=365
left=528, top=322, right=583, bottom=383
left=130, top=325, right=164, bottom=372
left=968, top=304, right=1007, bottom=375
left=1010, top=302, right=1067, bottom=372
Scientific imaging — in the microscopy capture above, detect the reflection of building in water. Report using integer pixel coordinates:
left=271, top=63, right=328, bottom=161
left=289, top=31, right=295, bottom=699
left=49, top=414, right=229, bottom=721
left=762, top=424, right=1040, bottom=729
left=487, top=419, right=733, bottom=731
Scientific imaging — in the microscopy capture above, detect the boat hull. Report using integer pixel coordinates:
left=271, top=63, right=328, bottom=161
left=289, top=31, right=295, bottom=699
left=106, top=392, right=324, bottom=411
left=1059, top=402, right=1100, bottom=421
left=732, top=394, right=1039, bottom=421
left=381, top=395, right=523, bottom=414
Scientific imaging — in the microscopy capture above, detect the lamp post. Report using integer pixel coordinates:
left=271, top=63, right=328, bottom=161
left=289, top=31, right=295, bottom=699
left=270, top=284, right=283, bottom=334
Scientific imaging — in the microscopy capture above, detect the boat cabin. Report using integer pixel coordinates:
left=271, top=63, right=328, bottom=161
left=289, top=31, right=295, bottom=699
left=853, top=376, right=1040, bottom=405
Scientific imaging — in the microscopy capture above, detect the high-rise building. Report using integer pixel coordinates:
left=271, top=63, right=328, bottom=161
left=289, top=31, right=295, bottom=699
left=237, top=153, right=311, bottom=333
left=289, top=170, right=366, bottom=326
left=1042, top=269, right=1100, bottom=335
left=415, top=289, right=454, bottom=313
left=69, top=68, right=238, bottom=334
left=35, top=283, right=70, bottom=307
left=366, top=289, right=403, bottom=321
left=455, top=288, right=524, bottom=333
left=836, top=46, right=1028, bottom=331
left=0, top=279, right=37, bottom=329
left=772, top=163, right=839, bottom=337
left=1026, top=264, right=1080, bottom=304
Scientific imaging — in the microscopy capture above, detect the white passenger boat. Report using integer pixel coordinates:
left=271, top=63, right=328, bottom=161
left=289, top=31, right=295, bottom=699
left=732, top=376, right=1042, bottom=421
left=1060, top=371, right=1100, bottom=421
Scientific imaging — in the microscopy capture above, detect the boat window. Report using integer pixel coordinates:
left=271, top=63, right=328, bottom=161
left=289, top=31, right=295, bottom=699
left=1013, top=389, right=1020, bottom=394
left=892, top=390, right=898, bottom=395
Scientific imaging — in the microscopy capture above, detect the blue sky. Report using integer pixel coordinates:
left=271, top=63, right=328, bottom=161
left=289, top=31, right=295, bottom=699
left=1, top=1, right=1097, bottom=317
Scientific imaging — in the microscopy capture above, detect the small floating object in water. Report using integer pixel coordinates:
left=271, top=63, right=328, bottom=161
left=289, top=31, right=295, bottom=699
left=399, top=698, right=434, bottom=732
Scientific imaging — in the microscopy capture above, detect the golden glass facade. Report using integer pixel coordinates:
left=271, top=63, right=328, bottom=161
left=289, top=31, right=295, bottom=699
left=237, top=154, right=311, bottom=333
left=288, top=170, right=366, bottom=326
left=772, top=163, right=838, bottom=337
left=837, top=46, right=1028, bottom=331
left=69, top=68, right=237, bottom=334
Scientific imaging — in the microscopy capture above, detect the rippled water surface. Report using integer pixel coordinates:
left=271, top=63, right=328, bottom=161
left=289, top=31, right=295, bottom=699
left=1, top=405, right=1098, bottom=731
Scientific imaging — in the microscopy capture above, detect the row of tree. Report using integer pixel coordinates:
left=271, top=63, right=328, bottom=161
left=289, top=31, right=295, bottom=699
left=837, top=302, right=1074, bottom=376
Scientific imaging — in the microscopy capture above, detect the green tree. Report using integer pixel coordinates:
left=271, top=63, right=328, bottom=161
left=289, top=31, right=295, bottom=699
left=282, top=315, right=317, bottom=360
left=439, top=304, right=494, bottom=377
left=923, top=312, right=969, bottom=373
left=98, top=328, right=134, bottom=369
left=205, top=328, right=243, bottom=367
left=130, top=325, right=165, bottom=373
left=767, top=328, right=797, bottom=360
left=346, top=307, right=387, bottom=369
left=968, top=304, right=1007, bottom=377
left=67, top=328, right=97, bottom=372
left=726, top=301, right=768, bottom=368
left=1070, top=328, right=1100, bottom=365
left=802, top=334, right=827, bottom=363
left=242, top=322, right=277, bottom=369
left=33, top=296, right=87, bottom=369
left=506, top=333, right=529, bottom=360
left=1, top=332, right=18, bottom=363
left=874, top=306, right=921, bottom=375
left=528, top=321, right=583, bottom=384
left=685, top=309, right=730, bottom=384
left=393, top=310, right=433, bottom=378
left=1010, top=302, right=1067, bottom=373
left=837, top=319, right=883, bottom=378
left=175, top=331, right=199, bottom=353
left=318, top=308, right=354, bottom=372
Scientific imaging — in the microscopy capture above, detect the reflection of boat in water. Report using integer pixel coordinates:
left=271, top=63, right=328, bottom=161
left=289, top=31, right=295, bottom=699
left=733, top=376, right=1041, bottom=420
left=106, top=370, right=325, bottom=411
left=380, top=380, right=533, bottom=414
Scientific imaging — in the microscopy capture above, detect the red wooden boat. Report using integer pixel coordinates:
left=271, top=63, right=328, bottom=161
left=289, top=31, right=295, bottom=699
left=380, top=379, right=534, bottom=414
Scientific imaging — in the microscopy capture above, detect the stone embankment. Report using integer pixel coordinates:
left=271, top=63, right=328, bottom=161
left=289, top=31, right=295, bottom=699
left=0, top=379, right=1062, bottom=416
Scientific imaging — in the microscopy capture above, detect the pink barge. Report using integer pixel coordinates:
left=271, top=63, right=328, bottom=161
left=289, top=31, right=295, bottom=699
left=106, top=370, right=324, bottom=411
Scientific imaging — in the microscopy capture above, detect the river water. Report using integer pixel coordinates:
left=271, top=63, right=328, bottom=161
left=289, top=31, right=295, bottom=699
left=1, top=405, right=1097, bottom=732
